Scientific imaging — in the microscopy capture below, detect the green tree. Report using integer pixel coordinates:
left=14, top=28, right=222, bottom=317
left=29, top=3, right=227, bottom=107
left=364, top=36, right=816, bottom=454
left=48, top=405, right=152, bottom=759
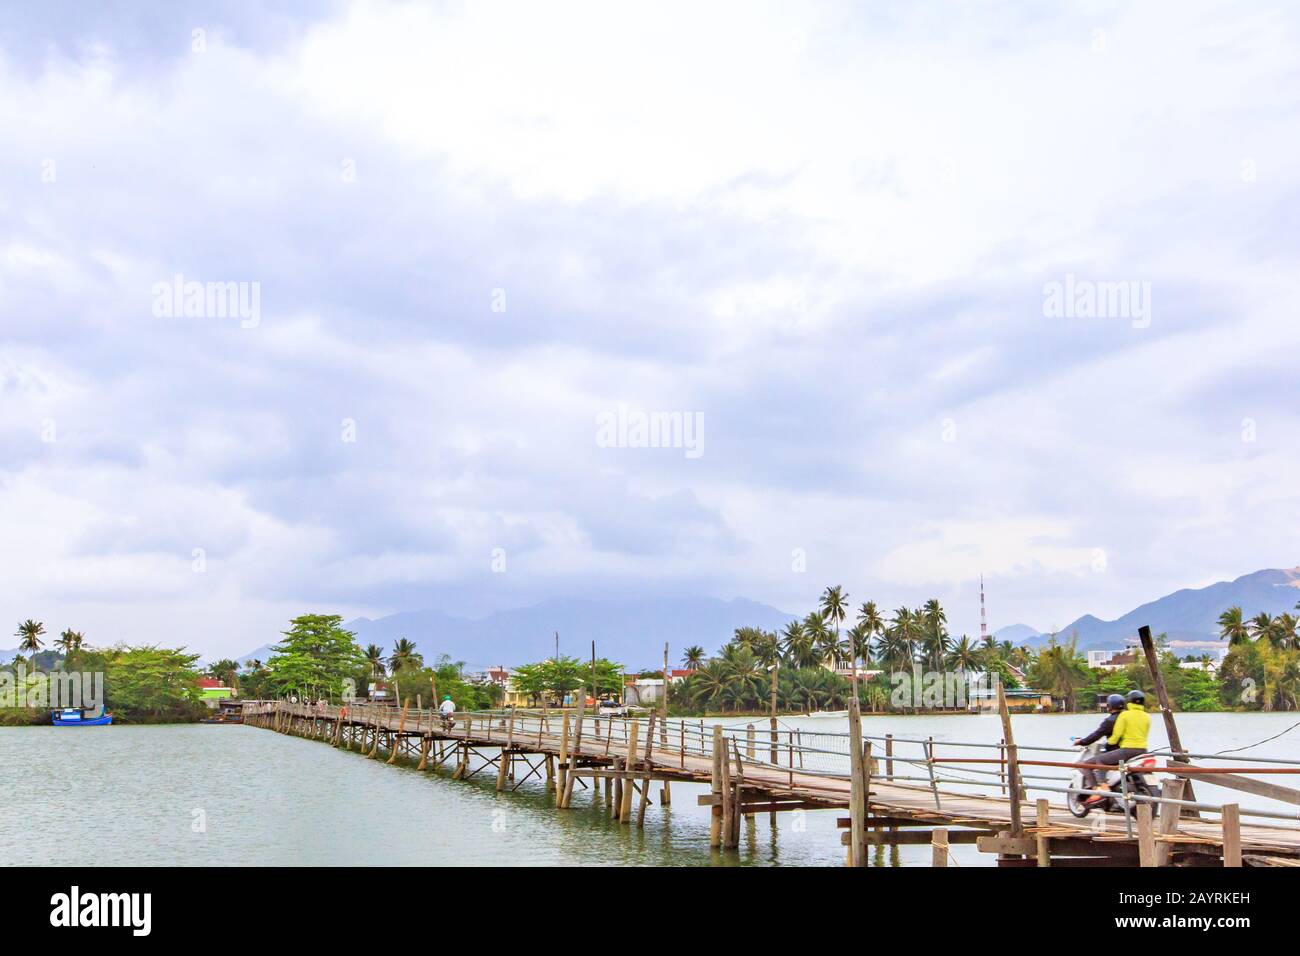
left=681, top=646, right=706, bottom=670
left=265, top=614, right=365, bottom=700
left=388, top=638, right=424, bottom=673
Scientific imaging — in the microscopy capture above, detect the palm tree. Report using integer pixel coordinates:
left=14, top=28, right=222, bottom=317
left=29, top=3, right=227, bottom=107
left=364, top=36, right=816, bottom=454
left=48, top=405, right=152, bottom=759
left=1249, top=612, right=1275, bottom=644
left=681, top=646, right=706, bottom=670
left=920, top=598, right=949, bottom=670
left=819, top=585, right=849, bottom=671
left=1274, top=613, right=1299, bottom=652
left=1218, top=606, right=1250, bottom=646
left=208, top=658, right=241, bottom=693
left=690, top=660, right=730, bottom=712
left=388, top=638, right=423, bottom=673
left=946, top=635, right=980, bottom=673
left=55, top=628, right=84, bottom=664
left=888, top=607, right=919, bottom=666
left=780, top=620, right=817, bottom=669
left=16, top=620, right=45, bottom=665
left=364, top=643, right=386, bottom=678
left=846, top=623, right=871, bottom=666
left=805, top=611, right=841, bottom=668
left=1030, top=636, right=1091, bottom=711
left=856, top=600, right=884, bottom=657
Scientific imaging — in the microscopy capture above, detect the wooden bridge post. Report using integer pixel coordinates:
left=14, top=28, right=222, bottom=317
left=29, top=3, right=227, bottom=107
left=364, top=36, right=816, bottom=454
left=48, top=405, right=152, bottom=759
left=416, top=733, right=431, bottom=771
left=1153, top=778, right=1186, bottom=867
left=1035, top=799, right=1051, bottom=867
left=996, top=681, right=1024, bottom=834
left=1136, top=802, right=1156, bottom=866
left=367, top=705, right=380, bottom=759
left=386, top=702, right=409, bottom=765
left=1222, top=804, right=1241, bottom=867
left=560, top=699, right=586, bottom=810
left=660, top=643, right=672, bottom=806
left=619, top=721, right=640, bottom=823
left=637, top=715, right=655, bottom=827
left=709, top=725, right=723, bottom=848
left=496, top=707, right=516, bottom=791
left=847, top=697, right=866, bottom=867
left=1138, top=624, right=1198, bottom=816
left=932, top=828, right=949, bottom=867
left=556, top=711, right=570, bottom=806
left=720, top=737, right=734, bottom=848
left=885, top=733, right=894, bottom=781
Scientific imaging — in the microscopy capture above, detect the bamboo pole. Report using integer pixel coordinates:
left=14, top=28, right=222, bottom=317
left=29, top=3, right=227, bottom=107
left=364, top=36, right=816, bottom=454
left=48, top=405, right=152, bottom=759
left=660, top=642, right=672, bottom=806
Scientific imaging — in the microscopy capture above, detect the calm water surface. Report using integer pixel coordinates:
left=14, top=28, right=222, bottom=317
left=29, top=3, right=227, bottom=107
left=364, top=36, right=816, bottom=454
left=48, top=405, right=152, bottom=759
left=3, top=712, right=1297, bottom=866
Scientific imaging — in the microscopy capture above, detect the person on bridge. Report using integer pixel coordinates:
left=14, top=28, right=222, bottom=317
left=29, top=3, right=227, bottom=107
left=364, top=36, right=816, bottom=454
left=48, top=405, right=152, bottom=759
left=1073, top=693, right=1124, bottom=793
left=1084, top=690, right=1152, bottom=806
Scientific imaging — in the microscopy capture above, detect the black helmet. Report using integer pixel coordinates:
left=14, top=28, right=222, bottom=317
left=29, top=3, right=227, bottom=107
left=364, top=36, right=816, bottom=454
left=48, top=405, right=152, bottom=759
left=1126, top=689, right=1146, bottom=704
left=1106, top=693, right=1125, bottom=710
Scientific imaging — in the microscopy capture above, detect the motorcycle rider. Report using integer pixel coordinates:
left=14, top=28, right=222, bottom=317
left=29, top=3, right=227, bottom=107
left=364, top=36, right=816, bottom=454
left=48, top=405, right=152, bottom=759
left=1084, top=689, right=1151, bottom=805
left=1073, top=693, right=1125, bottom=797
left=439, top=695, right=456, bottom=727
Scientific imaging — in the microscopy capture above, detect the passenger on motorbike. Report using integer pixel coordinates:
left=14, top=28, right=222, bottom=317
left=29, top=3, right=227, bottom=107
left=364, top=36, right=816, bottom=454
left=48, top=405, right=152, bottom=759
left=1073, top=693, right=1124, bottom=793
left=1084, top=689, right=1151, bottom=805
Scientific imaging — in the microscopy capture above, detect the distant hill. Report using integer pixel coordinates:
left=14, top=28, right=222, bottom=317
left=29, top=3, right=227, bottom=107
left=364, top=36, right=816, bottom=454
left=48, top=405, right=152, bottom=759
left=1022, top=567, right=1300, bottom=650
left=993, top=624, right=1041, bottom=643
left=338, top=596, right=796, bottom=670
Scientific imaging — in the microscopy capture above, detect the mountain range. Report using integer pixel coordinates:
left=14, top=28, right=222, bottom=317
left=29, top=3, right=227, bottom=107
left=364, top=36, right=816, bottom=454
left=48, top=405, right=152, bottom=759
left=14, top=566, right=1288, bottom=669
left=1003, top=567, right=1300, bottom=651
left=234, top=596, right=797, bottom=670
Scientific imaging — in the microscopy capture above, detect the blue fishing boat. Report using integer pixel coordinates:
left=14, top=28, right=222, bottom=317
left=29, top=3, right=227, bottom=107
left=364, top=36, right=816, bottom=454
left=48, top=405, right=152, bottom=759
left=52, top=707, right=113, bottom=726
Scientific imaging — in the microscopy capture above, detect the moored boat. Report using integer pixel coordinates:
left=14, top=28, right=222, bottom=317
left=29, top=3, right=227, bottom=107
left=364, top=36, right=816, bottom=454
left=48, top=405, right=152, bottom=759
left=52, top=707, right=113, bottom=726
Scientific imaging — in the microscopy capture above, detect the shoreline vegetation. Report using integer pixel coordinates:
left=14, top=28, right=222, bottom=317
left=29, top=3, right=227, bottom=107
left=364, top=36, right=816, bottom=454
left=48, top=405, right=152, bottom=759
left=4, top=588, right=1297, bottom=726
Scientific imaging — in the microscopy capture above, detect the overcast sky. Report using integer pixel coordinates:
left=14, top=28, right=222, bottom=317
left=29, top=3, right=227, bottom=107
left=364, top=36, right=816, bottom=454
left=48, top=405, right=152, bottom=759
left=3, top=1, right=1298, bottom=658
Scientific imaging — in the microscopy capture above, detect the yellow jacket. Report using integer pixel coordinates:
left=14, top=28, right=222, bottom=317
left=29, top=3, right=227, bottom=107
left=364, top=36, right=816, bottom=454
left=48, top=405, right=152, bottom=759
left=1108, top=701, right=1150, bottom=750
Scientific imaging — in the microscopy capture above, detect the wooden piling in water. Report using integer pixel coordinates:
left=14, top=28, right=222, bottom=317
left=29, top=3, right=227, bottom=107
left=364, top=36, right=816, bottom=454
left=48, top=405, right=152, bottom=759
left=709, top=725, right=723, bottom=848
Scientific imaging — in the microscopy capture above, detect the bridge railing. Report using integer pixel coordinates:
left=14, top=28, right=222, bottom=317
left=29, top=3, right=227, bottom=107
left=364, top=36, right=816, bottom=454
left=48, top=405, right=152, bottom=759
left=246, top=700, right=1300, bottom=828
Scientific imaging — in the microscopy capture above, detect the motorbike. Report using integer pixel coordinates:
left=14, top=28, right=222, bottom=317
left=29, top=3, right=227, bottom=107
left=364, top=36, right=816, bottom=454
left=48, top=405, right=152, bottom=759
left=1065, top=739, right=1162, bottom=818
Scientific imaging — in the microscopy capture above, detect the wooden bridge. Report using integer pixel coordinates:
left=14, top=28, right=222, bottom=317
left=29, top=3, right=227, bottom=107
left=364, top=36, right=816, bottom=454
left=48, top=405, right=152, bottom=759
left=242, top=691, right=1300, bottom=868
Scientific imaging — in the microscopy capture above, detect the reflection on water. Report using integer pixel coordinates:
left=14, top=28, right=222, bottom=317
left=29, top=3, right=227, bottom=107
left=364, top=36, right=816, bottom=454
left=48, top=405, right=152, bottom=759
left=2, top=711, right=1295, bottom=866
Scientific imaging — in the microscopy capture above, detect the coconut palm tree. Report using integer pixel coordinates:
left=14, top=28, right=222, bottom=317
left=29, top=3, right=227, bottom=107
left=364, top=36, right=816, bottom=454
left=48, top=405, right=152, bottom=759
left=919, top=598, right=949, bottom=670
left=388, top=638, right=424, bottom=673
left=1249, top=612, right=1275, bottom=644
left=819, top=585, right=849, bottom=670
left=1270, top=614, right=1298, bottom=652
left=1218, top=606, right=1250, bottom=646
left=15, top=620, right=45, bottom=665
left=846, top=623, right=872, bottom=666
left=1030, top=636, right=1091, bottom=711
left=364, top=643, right=386, bottom=678
left=690, top=660, right=730, bottom=712
left=946, top=635, right=980, bottom=673
left=805, top=611, right=843, bottom=669
left=55, top=628, right=84, bottom=665
left=681, top=646, right=706, bottom=670
left=780, top=621, right=816, bottom=669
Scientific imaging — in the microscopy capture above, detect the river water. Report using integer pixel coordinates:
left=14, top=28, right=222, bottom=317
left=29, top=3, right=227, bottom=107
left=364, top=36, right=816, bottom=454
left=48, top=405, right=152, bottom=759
left=2, top=712, right=1297, bottom=866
